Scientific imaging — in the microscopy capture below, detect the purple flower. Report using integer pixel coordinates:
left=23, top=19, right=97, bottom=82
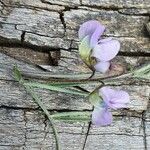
left=92, top=87, right=130, bottom=126
left=79, top=20, right=120, bottom=73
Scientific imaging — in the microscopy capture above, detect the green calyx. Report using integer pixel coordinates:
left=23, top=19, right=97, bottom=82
left=88, top=90, right=102, bottom=107
left=79, top=36, right=96, bottom=71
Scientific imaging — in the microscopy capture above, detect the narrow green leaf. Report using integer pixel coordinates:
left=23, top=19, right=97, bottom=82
left=24, top=82, right=89, bottom=96
left=132, top=63, right=150, bottom=80
left=13, top=66, right=60, bottom=150
left=51, top=112, right=91, bottom=122
left=13, top=65, right=22, bottom=82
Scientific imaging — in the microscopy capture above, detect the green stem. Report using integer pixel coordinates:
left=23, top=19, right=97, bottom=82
left=24, top=85, right=60, bottom=150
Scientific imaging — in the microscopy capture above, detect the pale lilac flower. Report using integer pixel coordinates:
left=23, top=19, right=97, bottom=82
left=92, top=87, right=130, bottom=126
left=78, top=20, right=120, bottom=73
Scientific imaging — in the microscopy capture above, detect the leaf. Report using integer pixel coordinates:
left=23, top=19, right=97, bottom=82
left=88, top=90, right=102, bottom=106
left=24, top=82, right=89, bottom=96
left=13, top=65, right=22, bottom=82
left=12, top=66, right=60, bottom=149
left=51, top=111, right=91, bottom=122
left=132, top=63, right=150, bottom=80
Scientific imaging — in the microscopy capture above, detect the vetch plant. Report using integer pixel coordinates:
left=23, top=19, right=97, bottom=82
left=12, top=20, right=150, bottom=150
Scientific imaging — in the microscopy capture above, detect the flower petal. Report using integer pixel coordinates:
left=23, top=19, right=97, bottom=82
left=78, top=20, right=105, bottom=41
left=99, top=87, right=115, bottom=103
left=92, top=107, right=112, bottom=126
left=99, top=87, right=130, bottom=109
left=90, top=26, right=105, bottom=48
left=110, top=91, right=130, bottom=109
left=94, top=61, right=110, bottom=73
left=92, top=39, right=120, bottom=61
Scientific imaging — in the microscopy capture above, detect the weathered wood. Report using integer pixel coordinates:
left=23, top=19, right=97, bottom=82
left=0, top=0, right=150, bottom=149
left=0, top=1, right=149, bottom=52
left=1, top=0, right=65, bottom=11
left=0, top=108, right=148, bottom=150
left=146, top=22, right=150, bottom=35
left=0, top=52, right=149, bottom=112
left=0, top=8, right=64, bottom=37
left=64, top=9, right=149, bottom=38
left=0, top=108, right=88, bottom=150
left=43, top=0, right=81, bottom=7
left=24, top=33, right=71, bottom=49
left=0, top=79, right=149, bottom=113
left=82, top=0, right=150, bottom=8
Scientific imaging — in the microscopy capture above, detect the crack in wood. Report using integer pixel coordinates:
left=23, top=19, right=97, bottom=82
left=21, top=31, right=26, bottom=43
left=0, top=0, right=65, bottom=12
left=23, top=110, right=27, bottom=149
left=82, top=121, right=92, bottom=150
left=118, top=51, right=150, bottom=57
left=59, top=12, right=66, bottom=34
left=142, top=111, right=148, bottom=150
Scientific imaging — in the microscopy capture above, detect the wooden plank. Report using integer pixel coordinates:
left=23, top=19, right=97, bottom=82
left=64, top=9, right=149, bottom=38
left=0, top=79, right=149, bottom=112
left=0, top=7, right=64, bottom=41
left=0, top=0, right=149, bottom=149
left=0, top=108, right=146, bottom=149
left=85, top=117, right=145, bottom=150
left=84, top=134, right=145, bottom=150
left=0, top=3, right=149, bottom=51
left=0, top=108, right=88, bottom=149
left=43, top=0, right=81, bottom=7
left=82, top=0, right=150, bottom=9
left=0, top=51, right=149, bottom=112
left=24, top=33, right=71, bottom=49
left=1, top=0, right=65, bottom=11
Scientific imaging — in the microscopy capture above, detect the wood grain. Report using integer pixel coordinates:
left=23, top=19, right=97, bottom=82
left=0, top=0, right=149, bottom=149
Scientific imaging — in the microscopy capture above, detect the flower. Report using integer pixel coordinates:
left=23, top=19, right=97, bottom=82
left=92, top=87, right=130, bottom=126
left=78, top=20, right=120, bottom=73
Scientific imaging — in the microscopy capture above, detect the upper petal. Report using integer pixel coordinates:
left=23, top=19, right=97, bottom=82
left=99, top=87, right=116, bottom=103
left=94, top=61, right=110, bottom=73
left=92, top=107, right=112, bottom=126
left=78, top=20, right=105, bottom=41
left=90, top=25, right=105, bottom=48
left=92, top=39, right=120, bottom=61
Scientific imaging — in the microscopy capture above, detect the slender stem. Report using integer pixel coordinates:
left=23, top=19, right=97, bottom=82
left=24, top=85, right=60, bottom=150
left=22, top=71, right=119, bottom=81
